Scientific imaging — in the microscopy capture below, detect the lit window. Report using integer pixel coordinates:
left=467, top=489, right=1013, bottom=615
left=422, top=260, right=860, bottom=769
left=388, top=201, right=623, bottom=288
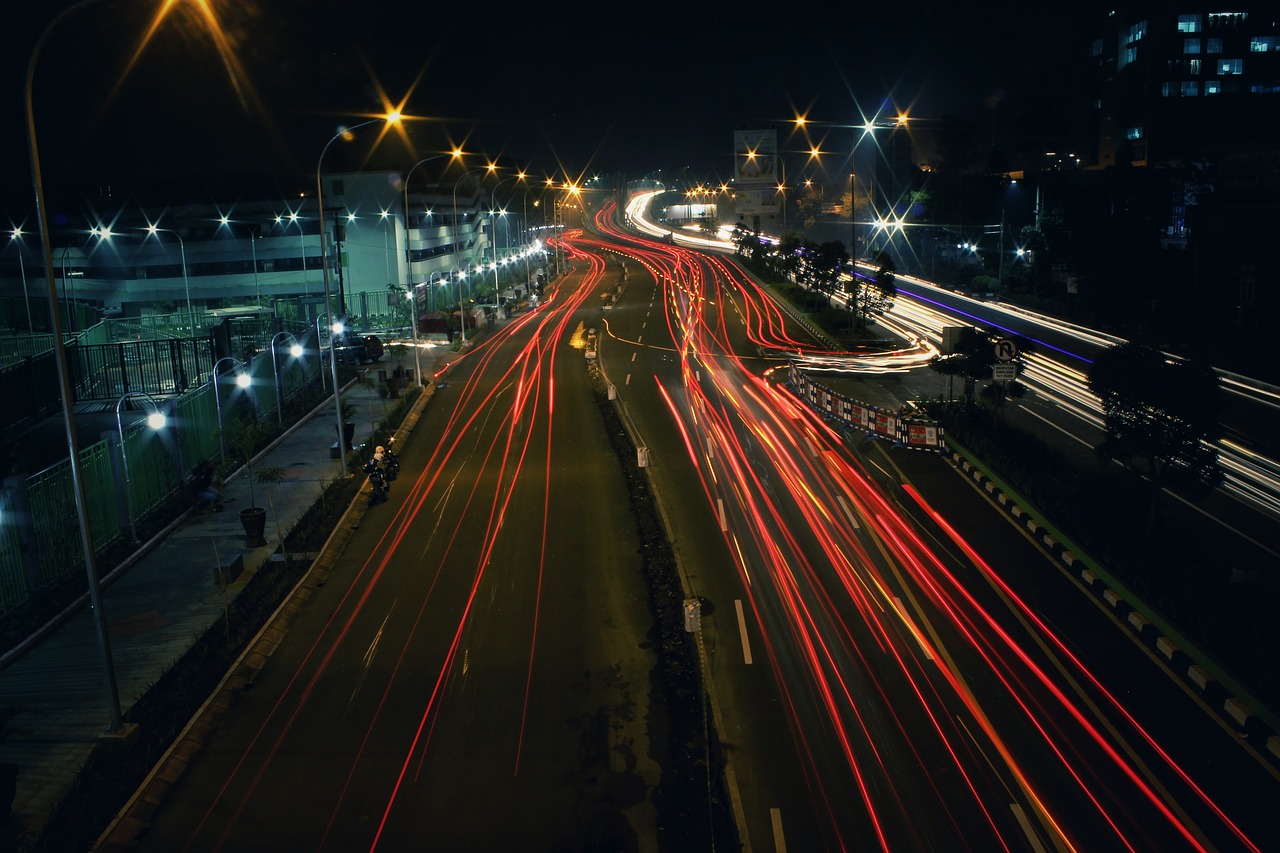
left=1178, top=14, right=1201, bottom=33
left=1181, top=81, right=1200, bottom=96
left=1218, top=58, right=1243, bottom=74
left=1090, top=38, right=1103, bottom=57
left=1189, top=59, right=1201, bottom=75
left=1161, top=82, right=1173, bottom=96
left=1127, top=20, right=1147, bottom=44
left=1208, top=12, right=1248, bottom=26
left=1205, top=80, right=1222, bottom=94
left=1184, top=38, right=1201, bottom=54
left=1251, top=36, right=1276, bottom=52
left=1207, top=38, right=1223, bottom=54
left=1123, top=46, right=1138, bottom=66
left=1126, top=126, right=1145, bottom=140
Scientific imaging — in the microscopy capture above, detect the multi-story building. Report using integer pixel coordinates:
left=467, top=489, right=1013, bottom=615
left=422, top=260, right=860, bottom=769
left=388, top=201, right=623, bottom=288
left=1091, top=7, right=1280, bottom=170
left=2, top=170, right=551, bottom=331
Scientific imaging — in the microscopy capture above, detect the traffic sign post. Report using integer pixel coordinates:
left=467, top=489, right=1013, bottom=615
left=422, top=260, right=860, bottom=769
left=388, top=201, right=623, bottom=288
left=992, top=363, right=1017, bottom=381
left=994, top=338, right=1018, bottom=362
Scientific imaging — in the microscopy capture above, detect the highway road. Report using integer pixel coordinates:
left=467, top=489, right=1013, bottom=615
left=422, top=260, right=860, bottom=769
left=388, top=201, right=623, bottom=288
left=588, top=198, right=1279, bottom=851
left=125, top=193, right=1280, bottom=852
left=132, top=233, right=675, bottom=850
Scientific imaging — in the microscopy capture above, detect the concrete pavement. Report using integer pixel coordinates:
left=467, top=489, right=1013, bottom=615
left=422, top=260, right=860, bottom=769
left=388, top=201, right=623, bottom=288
left=0, top=344, right=450, bottom=842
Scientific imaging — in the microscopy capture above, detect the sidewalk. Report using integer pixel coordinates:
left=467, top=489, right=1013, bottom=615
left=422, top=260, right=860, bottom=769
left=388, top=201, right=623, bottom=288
left=0, top=348, right=445, bottom=839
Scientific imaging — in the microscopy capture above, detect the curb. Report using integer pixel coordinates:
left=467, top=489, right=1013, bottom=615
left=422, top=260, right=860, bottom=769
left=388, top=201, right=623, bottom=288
left=93, top=384, right=435, bottom=852
left=944, top=442, right=1280, bottom=767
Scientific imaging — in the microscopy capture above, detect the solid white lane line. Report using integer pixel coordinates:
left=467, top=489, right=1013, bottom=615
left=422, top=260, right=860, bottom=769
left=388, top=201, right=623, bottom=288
left=770, top=807, right=787, bottom=853
left=626, top=373, right=632, bottom=386
left=836, top=494, right=861, bottom=529
left=735, top=599, right=753, bottom=665
left=1017, top=404, right=1093, bottom=449
left=1009, top=803, right=1047, bottom=853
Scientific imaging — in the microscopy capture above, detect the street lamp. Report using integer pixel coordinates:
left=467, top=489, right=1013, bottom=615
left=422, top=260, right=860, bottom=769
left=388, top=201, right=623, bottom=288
left=270, top=331, right=304, bottom=427
left=115, top=391, right=167, bottom=544
left=448, top=265, right=468, bottom=343
left=452, top=163, right=497, bottom=271
left=142, top=224, right=192, bottom=326
left=316, top=113, right=401, bottom=473
left=314, top=310, right=341, bottom=391
left=487, top=171, right=526, bottom=299
left=402, top=150, right=463, bottom=388
left=217, top=216, right=261, bottom=307
left=275, top=210, right=309, bottom=296
left=8, top=228, right=35, bottom=335
left=211, top=356, right=251, bottom=464
left=25, top=0, right=127, bottom=735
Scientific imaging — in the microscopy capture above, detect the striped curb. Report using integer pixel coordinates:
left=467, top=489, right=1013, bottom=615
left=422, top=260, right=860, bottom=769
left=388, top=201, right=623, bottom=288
left=946, top=449, right=1280, bottom=766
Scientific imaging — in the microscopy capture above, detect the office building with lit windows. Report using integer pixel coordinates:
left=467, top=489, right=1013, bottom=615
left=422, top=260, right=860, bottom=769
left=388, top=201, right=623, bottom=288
left=0, top=171, right=555, bottom=332
left=1091, top=7, right=1280, bottom=170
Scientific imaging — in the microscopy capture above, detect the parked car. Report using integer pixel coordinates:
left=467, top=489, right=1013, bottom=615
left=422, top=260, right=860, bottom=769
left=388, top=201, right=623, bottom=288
left=331, top=331, right=384, bottom=364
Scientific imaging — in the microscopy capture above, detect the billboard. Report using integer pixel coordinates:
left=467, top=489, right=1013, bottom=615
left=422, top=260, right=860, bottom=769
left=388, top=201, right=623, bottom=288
left=733, top=129, right=778, bottom=182
left=733, top=130, right=780, bottom=219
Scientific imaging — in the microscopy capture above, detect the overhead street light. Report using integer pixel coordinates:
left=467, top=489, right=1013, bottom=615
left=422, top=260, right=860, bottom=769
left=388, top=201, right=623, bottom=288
left=142, top=224, right=193, bottom=328
left=402, top=149, right=463, bottom=388
left=24, top=0, right=126, bottom=735
left=270, top=331, right=304, bottom=427
left=316, top=112, right=401, bottom=473
left=211, top=356, right=251, bottom=464
left=115, top=391, right=167, bottom=545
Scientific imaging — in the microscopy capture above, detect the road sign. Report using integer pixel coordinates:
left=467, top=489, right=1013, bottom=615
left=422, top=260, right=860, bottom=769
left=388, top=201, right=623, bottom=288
left=993, top=364, right=1017, bottom=381
left=993, top=338, right=1018, bottom=362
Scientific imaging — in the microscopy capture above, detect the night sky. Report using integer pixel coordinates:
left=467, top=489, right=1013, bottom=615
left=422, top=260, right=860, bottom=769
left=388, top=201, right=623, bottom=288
left=1, top=0, right=1105, bottom=213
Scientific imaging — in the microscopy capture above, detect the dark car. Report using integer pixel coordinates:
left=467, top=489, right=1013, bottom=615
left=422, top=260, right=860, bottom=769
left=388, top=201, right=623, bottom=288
left=332, top=331, right=384, bottom=364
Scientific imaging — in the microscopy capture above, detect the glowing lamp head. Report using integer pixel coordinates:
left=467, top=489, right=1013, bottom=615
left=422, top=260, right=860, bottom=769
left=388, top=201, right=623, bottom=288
left=235, top=372, right=251, bottom=389
left=146, top=411, right=167, bottom=430
left=289, top=344, right=304, bottom=358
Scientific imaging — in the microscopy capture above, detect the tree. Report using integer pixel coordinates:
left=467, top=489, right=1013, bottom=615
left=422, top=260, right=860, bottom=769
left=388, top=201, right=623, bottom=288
left=809, top=240, right=847, bottom=298
left=855, top=250, right=897, bottom=323
left=1087, top=342, right=1224, bottom=496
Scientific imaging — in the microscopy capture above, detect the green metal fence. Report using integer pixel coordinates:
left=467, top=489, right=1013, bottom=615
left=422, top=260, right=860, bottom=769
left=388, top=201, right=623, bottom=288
left=0, top=486, right=27, bottom=612
left=24, top=435, right=123, bottom=592
left=0, top=339, right=321, bottom=615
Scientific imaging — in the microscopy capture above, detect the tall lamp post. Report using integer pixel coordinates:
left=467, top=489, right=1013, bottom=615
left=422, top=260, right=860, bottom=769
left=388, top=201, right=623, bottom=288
left=314, top=310, right=346, bottom=391
left=402, top=150, right=462, bottom=388
left=487, top=172, right=526, bottom=299
left=452, top=164, right=496, bottom=271
left=218, top=216, right=261, bottom=307
left=7, top=228, right=35, bottom=336
left=115, top=392, right=167, bottom=545
left=448, top=265, right=468, bottom=344
left=274, top=211, right=309, bottom=296
left=142, top=224, right=193, bottom=327
left=211, top=356, right=251, bottom=464
left=269, top=332, right=303, bottom=426
left=316, top=114, right=400, bottom=473
left=24, top=0, right=125, bottom=735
